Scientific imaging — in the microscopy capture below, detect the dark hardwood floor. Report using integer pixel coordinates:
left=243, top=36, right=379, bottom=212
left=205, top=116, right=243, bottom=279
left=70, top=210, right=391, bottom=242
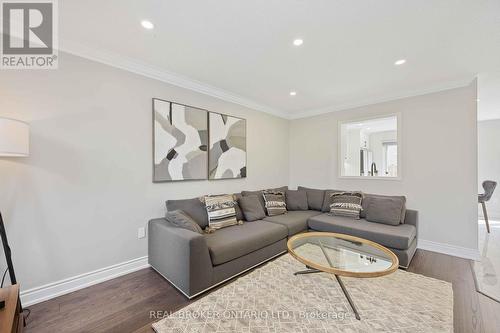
left=24, top=249, right=500, bottom=333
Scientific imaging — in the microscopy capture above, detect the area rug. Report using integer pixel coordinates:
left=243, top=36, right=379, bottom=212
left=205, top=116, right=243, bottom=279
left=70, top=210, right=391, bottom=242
left=152, top=254, right=453, bottom=332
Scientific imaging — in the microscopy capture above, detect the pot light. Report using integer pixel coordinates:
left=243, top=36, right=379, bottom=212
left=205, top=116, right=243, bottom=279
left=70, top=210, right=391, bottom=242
left=476, top=98, right=481, bottom=102
left=394, top=59, right=406, bottom=66
left=293, top=39, right=303, bottom=46
left=141, top=20, right=154, bottom=30
left=289, top=91, right=297, bottom=96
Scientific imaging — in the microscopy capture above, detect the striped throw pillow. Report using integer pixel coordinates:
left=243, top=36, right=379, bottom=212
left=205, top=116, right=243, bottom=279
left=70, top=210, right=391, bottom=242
left=263, top=190, right=287, bottom=216
left=204, top=194, right=241, bottom=231
left=328, top=192, right=364, bottom=219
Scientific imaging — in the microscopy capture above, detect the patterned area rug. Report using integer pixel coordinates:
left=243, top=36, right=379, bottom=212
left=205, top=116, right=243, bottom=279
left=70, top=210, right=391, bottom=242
left=153, top=254, right=453, bottom=332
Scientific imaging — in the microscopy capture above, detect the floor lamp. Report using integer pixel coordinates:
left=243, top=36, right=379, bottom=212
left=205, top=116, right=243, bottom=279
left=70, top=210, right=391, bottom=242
left=0, top=117, right=29, bottom=313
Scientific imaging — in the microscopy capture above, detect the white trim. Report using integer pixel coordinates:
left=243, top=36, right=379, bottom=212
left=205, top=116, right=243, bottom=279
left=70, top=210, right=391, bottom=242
left=337, top=112, right=402, bottom=179
left=20, top=256, right=150, bottom=307
left=58, top=42, right=475, bottom=122
left=418, top=239, right=480, bottom=260
left=289, top=78, right=474, bottom=120
left=59, top=41, right=289, bottom=119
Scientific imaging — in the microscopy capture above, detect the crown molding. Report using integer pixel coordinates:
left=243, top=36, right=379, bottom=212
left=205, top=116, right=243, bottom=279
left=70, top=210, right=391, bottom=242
left=58, top=41, right=475, bottom=122
left=58, top=41, right=290, bottom=119
left=289, top=77, right=475, bottom=120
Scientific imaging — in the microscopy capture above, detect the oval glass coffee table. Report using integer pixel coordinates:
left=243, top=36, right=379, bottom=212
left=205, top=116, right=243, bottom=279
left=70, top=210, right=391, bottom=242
left=287, top=232, right=399, bottom=320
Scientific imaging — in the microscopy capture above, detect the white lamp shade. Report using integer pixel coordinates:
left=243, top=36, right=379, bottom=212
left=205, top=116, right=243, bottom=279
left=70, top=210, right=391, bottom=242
left=0, top=118, right=29, bottom=157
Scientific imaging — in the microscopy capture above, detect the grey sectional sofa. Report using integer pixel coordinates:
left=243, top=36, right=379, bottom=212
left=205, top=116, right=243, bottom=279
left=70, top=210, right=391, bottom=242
left=148, top=186, right=418, bottom=299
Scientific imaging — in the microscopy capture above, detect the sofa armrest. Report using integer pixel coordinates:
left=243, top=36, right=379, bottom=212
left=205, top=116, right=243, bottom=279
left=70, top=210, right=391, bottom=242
left=404, top=209, right=418, bottom=230
left=148, top=218, right=213, bottom=297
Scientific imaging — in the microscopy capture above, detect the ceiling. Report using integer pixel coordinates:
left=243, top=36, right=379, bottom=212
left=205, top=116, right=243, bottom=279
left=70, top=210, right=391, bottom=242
left=59, top=0, right=500, bottom=119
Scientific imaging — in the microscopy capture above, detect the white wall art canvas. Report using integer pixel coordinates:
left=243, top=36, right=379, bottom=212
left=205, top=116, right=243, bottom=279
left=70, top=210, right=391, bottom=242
left=209, top=112, right=247, bottom=179
left=153, top=99, right=208, bottom=182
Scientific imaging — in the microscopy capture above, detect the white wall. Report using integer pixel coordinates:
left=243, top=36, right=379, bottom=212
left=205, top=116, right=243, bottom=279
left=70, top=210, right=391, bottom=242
left=0, top=53, right=290, bottom=291
left=478, top=119, right=500, bottom=219
left=289, top=84, right=478, bottom=252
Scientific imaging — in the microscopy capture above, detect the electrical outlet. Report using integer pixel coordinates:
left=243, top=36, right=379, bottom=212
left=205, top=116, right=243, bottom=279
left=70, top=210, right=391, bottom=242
left=137, top=227, right=146, bottom=239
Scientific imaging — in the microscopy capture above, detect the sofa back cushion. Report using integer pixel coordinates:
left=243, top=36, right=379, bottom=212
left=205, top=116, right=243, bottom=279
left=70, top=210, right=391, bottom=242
left=241, top=186, right=288, bottom=211
left=365, top=197, right=404, bottom=226
left=286, top=190, right=308, bottom=211
left=166, top=197, right=209, bottom=228
left=297, top=186, right=325, bottom=211
left=361, top=194, right=406, bottom=224
left=204, top=194, right=240, bottom=231
left=238, top=195, right=266, bottom=221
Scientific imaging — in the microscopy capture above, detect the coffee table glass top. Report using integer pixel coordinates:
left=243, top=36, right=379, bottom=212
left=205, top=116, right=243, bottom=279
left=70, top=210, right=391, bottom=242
left=287, top=232, right=399, bottom=278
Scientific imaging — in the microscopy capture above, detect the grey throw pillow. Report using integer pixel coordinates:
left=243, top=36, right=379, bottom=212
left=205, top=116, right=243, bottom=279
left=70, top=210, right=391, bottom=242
left=238, top=195, right=266, bottom=221
left=165, top=210, right=204, bottom=234
left=286, top=190, right=308, bottom=210
left=297, top=186, right=326, bottom=211
left=166, top=197, right=209, bottom=228
left=365, top=197, right=405, bottom=226
left=361, top=194, right=406, bottom=223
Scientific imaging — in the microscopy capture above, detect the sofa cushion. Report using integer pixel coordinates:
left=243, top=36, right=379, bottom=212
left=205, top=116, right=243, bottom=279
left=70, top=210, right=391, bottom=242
left=308, top=214, right=416, bottom=250
left=204, top=221, right=288, bottom=265
left=166, top=197, right=209, bottom=228
left=233, top=193, right=244, bottom=221
left=241, top=187, right=288, bottom=211
left=238, top=195, right=266, bottom=221
left=328, top=191, right=363, bottom=219
left=297, top=186, right=325, bottom=211
left=241, top=190, right=265, bottom=210
left=165, top=210, right=204, bottom=234
left=361, top=194, right=406, bottom=224
left=263, top=190, right=287, bottom=216
left=321, top=190, right=343, bottom=212
left=286, top=190, right=308, bottom=211
left=204, top=194, right=239, bottom=231
left=365, top=196, right=404, bottom=226
left=263, top=210, right=322, bottom=236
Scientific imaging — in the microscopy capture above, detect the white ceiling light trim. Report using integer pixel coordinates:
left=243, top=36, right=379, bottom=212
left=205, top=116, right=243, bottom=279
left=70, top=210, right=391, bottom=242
left=140, top=20, right=154, bottom=30
left=59, top=41, right=289, bottom=119
left=289, top=77, right=474, bottom=120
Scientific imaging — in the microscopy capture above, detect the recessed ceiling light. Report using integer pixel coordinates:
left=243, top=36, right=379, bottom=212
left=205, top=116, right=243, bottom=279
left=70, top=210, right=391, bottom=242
left=394, top=59, right=406, bottom=66
left=141, top=20, right=154, bottom=30
left=293, top=39, right=303, bottom=46
left=290, top=91, right=297, bottom=96
left=476, top=98, right=481, bottom=102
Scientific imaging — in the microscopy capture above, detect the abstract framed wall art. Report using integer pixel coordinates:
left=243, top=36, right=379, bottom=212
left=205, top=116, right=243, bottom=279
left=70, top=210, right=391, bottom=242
left=208, top=112, right=247, bottom=179
left=153, top=98, right=208, bottom=182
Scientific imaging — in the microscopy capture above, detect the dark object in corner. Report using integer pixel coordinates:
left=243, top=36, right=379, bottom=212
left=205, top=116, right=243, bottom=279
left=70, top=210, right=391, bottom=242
left=0, top=299, right=4, bottom=309
left=0, top=212, right=24, bottom=321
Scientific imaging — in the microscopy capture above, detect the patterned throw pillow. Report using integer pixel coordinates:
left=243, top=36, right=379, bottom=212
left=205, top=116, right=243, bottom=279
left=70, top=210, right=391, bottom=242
left=262, top=190, right=287, bottom=216
left=204, top=194, right=241, bottom=232
left=328, top=192, right=364, bottom=219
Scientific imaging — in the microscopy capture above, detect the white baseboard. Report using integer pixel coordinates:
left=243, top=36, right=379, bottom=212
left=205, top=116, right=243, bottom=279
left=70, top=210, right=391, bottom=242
left=17, top=239, right=481, bottom=307
left=418, top=239, right=480, bottom=261
left=20, top=256, right=150, bottom=307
